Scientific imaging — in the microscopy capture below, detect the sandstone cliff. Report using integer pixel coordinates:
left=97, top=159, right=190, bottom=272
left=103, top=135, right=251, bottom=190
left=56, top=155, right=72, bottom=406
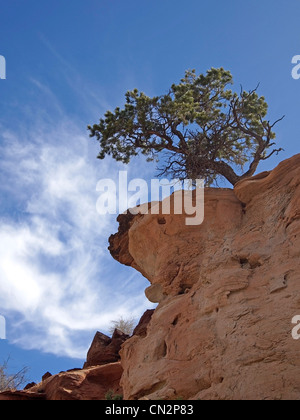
left=1, top=154, right=299, bottom=400
left=110, top=154, right=300, bottom=400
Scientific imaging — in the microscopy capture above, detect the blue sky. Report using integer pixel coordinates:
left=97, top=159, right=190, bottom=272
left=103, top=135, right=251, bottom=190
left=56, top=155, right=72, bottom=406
left=0, top=0, right=299, bottom=384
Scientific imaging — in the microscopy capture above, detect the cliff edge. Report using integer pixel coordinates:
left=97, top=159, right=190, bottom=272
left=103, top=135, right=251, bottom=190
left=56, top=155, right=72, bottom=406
left=109, top=154, right=300, bottom=400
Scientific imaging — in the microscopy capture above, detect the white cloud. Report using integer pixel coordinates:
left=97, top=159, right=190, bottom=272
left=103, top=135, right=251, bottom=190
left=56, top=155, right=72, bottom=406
left=0, top=107, right=154, bottom=359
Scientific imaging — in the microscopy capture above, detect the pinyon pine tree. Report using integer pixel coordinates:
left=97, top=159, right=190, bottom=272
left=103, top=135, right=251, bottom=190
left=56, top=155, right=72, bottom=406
left=89, top=68, right=284, bottom=186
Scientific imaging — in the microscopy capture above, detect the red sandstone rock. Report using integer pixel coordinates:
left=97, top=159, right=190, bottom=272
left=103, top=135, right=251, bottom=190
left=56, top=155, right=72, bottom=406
left=110, top=154, right=300, bottom=400
left=0, top=390, right=45, bottom=400
left=83, top=329, right=129, bottom=368
left=24, top=382, right=36, bottom=390
left=132, top=310, right=155, bottom=337
left=42, top=372, right=52, bottom=381
left=36, top=363, right=122, bottom=400
left=0, top=363, right=123, bottom=401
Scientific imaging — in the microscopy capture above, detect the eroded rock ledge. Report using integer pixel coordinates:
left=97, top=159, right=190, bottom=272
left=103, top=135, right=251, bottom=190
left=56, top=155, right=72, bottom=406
left=109, top=154, right=300, bottom=400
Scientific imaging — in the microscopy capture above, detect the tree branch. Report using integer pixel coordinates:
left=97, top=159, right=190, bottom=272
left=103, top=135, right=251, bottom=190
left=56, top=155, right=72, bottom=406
left=146, top=130, right=181, bottom=153
left=261, top=147, right=284, bottom=160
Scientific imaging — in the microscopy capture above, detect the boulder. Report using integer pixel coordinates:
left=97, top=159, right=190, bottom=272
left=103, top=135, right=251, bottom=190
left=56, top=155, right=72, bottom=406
left=83, top=329, right=129, bottom=368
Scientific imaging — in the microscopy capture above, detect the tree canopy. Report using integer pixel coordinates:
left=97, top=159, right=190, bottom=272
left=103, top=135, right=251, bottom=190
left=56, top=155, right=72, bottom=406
left=88, top=68, right=284, bottom=186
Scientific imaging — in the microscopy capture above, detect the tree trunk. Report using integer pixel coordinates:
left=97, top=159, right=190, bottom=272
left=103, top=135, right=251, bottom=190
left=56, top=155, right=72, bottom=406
left=213, top=161, right=241, bottom=186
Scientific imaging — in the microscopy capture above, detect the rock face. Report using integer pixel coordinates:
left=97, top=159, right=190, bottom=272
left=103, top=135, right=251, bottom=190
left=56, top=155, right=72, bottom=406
left=109, top=154, right=300, bottom=400
left=132, top=310, right=155, bottom=337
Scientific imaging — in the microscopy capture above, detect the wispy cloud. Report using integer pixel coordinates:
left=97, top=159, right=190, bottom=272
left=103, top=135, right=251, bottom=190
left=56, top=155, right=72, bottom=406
left=37, top=33, right=114, bottom=117
left=0, top=91, right=154, bottom=359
